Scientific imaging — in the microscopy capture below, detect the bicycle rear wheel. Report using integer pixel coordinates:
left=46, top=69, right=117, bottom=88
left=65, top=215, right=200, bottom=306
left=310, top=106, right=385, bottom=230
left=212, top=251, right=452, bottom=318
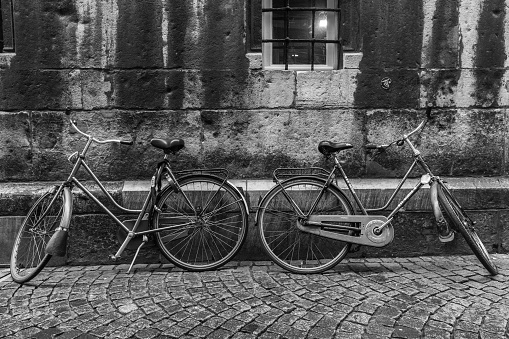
left=154, top=175, right=248, bottom=271
left=437, top=182, right=498, bottom=275
left=10, top=187, right=64, bottom=283
left=257, top=177, right=356, bottom=274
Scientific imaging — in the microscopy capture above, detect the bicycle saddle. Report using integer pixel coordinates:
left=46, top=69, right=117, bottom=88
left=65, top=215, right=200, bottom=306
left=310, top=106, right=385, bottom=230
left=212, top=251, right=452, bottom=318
left=150, top=138, right=185, bottom=154
left=318, top=141, right=353, bottom=155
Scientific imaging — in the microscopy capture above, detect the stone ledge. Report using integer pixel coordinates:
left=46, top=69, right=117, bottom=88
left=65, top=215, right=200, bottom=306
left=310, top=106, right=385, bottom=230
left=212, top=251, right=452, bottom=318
left=1, top=177, right=508, bottom=266
left=1, top=177, right=509, bottom=215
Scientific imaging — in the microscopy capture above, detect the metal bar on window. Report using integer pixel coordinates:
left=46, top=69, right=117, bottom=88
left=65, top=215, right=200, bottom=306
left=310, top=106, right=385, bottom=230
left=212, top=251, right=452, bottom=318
left=262, top=8, right=340, bottom=12
left=0, top=1, right=3, bottom=52
left=263, top=0, right=340, bottom=69
left=284, top=0, right=289, bottom=70
left=263, top=39, right=341, bottom=43
left=1, top=0, right=14, bottom=52
left=311, top=0, right=316, bottom=70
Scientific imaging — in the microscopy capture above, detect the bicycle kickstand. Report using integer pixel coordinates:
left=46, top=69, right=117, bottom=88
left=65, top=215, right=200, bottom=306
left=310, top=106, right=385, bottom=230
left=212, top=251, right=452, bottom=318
left=127, top=235, right=148, bottom=274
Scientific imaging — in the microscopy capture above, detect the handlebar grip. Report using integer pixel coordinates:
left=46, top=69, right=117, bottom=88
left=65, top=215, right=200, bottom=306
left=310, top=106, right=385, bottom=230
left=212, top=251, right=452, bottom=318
left=120, top=140, right=134, bottom=145
left=365, top=143, right=378, bottom=150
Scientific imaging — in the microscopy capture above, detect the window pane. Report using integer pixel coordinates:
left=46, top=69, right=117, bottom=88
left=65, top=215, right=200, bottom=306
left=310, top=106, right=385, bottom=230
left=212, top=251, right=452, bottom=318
left=314, top=11, right=328, bottom=39
left=272, top=42, right=285, bottom=64
left=313, top=43, right=327, bottom=64
left=288, top=11, right=311, bottom=39
left=272, top=0, right=285, bottom=8
left=287, top=42, right=312, bottom=64
left=273, top=11, right=286, bottom=39
left=271, top=0, right=327, bottom=7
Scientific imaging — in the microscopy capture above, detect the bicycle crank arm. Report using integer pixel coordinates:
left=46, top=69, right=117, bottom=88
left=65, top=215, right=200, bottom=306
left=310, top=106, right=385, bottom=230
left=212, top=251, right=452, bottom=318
left=298, top=215, right=395, bottom=247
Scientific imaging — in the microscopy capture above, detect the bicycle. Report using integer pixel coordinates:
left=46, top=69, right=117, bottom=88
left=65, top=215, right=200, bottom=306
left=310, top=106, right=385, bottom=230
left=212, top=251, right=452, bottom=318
left=255, top=107, right=498, bottom=276
left=10, top=112, right=249, bottom=284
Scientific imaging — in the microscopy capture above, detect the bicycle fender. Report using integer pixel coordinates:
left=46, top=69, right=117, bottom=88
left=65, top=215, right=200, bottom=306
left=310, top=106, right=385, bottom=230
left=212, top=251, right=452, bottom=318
left=158, top=173, right=250, bottom=215
left=430, top=180, right=447, bottom=229
left=45, top=186, right=73, bottom=257
left=255, top=175, right=353, bottom=226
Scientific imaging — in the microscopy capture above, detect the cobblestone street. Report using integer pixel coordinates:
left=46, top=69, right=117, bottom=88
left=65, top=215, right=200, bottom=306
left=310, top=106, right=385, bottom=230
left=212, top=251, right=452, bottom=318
left=0, top=255, right=508, bottom=339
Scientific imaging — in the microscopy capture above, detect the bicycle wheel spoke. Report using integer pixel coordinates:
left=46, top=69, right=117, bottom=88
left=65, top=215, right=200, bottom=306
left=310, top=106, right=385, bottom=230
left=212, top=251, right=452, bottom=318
left=258, top=178, right=354, bottom=274
left=438, top=182, right=498, bottom=275
left=154, top=175, right=247, bottom=271
left=11, top=189, right=65, bottom=283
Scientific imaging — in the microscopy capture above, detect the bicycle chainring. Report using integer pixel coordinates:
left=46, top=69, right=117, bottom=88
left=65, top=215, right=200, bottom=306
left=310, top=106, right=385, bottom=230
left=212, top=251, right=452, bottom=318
left=365, top=220, right=394, bottom=246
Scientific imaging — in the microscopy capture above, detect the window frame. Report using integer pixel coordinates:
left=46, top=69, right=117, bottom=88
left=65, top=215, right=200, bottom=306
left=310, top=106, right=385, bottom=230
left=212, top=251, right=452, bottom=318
left=0, top=0, right=15, bottom=53
left=262, top=0, right=340, bottom=71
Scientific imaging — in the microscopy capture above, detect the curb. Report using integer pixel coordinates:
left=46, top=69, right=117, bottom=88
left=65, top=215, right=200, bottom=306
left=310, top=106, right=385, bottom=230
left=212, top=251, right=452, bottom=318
left=1, top=177, right=508, bottom=266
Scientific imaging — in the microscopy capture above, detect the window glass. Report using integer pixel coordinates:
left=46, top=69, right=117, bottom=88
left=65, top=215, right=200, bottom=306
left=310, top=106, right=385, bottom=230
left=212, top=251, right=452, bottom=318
left=262, top=0, right=339, bottom=70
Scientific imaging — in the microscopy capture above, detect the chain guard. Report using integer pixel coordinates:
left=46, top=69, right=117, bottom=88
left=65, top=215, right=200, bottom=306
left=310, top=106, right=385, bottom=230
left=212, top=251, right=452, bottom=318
left=298, top=215, right=394, bottom=248
left=365, top=220, right=394, bottom=246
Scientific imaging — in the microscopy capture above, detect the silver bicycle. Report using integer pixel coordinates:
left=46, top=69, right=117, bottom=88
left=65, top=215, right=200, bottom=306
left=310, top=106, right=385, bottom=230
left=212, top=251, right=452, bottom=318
left=10, top=113, right=249, bottom=284
left=256, top=107, right=498, bottom=275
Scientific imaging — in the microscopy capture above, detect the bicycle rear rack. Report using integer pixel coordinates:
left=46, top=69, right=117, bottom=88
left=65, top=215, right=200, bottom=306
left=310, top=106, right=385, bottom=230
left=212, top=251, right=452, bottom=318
left=273, top=167, right=330, bottom=182
left=174, top=168, right=229, bottom=179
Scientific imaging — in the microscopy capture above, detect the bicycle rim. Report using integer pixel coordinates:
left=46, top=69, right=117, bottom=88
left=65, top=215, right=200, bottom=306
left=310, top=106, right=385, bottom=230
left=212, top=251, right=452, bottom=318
left=258, top=177, right=355, bottom=274
left=154, top=176, right=248, bottom=271
left=437, top=183, right=498, bottom=276
left=10, top=190, right=63, bottom=283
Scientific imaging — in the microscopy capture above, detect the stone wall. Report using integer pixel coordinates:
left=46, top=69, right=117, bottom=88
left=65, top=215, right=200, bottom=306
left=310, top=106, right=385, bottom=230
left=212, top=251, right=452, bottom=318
left=1, top=0, right=509, bottom=265
left=0, top=0, right=508, bottom=181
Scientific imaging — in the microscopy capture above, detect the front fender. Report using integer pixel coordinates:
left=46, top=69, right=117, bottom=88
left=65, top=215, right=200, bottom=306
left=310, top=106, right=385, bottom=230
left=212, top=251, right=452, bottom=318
left=45, top=186, right=73, bottom=256
left=430, top=180, right=447, bottom=229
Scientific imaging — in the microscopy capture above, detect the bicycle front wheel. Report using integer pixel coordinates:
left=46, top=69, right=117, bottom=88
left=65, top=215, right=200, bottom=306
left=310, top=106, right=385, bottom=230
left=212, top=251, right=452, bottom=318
left=437, top=182, right=498, bottom=275
left=257, top=177, right=356, bottom=274
left=10, top=187, right=64, bottom=283
left=154, top=175, right=248, bottom=271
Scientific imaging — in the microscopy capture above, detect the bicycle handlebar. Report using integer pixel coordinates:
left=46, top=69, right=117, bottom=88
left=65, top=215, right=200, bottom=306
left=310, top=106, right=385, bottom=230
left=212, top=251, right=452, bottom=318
left=365, top=105, right=434, bottom=151
left=406, top=104, right=433, bottom=138
left=70, top=118, right=133, bottom=145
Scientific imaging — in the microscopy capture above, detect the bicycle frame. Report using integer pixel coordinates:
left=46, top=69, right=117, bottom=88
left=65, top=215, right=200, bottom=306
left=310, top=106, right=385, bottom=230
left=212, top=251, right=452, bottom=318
left=45, top=122, right=208, bottom=263
left=287, top=115, right=445, bottom=248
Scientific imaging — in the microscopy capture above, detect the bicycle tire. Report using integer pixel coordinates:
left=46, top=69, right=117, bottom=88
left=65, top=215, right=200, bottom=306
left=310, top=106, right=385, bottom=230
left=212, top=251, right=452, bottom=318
left=10, top=188, right=65, bottom=283
left=153, top=175, right=248, bottom=271
left=257, top=176, right=356, bottom=274
left=437, top=182, right=498, bottom=276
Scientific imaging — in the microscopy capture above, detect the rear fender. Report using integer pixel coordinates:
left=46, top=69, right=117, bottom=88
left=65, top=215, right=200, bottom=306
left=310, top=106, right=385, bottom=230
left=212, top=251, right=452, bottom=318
left=157, top=173, right=249, bottom=215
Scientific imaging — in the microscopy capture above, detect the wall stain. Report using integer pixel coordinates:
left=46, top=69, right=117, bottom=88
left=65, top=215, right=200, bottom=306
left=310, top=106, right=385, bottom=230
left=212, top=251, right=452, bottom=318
left=423, top=0, right=460, bottom=105
left=353, top=0, right=423, bottom=108
left=474, top=0, right=505, bottom=107
left=115, top=0, right=165, bottom=108
left=201, top=1, right=249, bottom=108
left=428, top=0, right=459, bottom=69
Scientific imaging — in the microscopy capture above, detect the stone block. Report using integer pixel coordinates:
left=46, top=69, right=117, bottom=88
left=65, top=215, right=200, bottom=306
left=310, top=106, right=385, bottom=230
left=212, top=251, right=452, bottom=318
left=343, top=53, right=363, bottom=69
left=295, top=70, right=360, bottom=108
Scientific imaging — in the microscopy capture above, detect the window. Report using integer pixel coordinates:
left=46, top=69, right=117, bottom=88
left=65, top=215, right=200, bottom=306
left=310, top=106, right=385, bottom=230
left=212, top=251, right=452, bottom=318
left=262, top=0, right=340, bottom=70
left=0, top=0, right=15, bottom=53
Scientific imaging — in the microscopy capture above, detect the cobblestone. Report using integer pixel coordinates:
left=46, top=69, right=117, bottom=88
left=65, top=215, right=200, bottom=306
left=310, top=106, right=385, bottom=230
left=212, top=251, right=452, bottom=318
left=0, top=254, right=509, bottom=338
